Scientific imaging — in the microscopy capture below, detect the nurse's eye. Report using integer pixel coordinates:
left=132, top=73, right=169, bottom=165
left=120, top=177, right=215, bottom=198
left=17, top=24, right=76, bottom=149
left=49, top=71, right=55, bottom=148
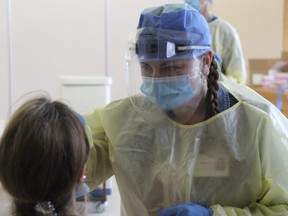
left=140, top=63, right=153, bottom=76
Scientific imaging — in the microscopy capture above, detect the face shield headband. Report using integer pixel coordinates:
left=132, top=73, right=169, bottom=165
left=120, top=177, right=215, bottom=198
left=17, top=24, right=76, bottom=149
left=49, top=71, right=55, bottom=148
left=128, top=28, right=211, bottom=62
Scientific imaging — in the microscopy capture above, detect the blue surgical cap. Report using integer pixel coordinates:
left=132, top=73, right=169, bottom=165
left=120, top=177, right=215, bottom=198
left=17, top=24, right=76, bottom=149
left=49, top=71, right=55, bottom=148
left=136, top=4, right=211, bottom=62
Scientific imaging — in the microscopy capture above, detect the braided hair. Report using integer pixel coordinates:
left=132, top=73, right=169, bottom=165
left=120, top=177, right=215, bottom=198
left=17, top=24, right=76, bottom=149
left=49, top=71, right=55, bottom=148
left=206, top=55, right=220, bottom=115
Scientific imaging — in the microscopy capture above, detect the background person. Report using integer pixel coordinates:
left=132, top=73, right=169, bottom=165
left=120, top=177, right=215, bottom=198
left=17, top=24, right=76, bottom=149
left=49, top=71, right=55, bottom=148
left=0, top=96, right=90, bottom=216
left=84, top=3, right=288, bottom=216
left=186, top=0, right=247, bottom=84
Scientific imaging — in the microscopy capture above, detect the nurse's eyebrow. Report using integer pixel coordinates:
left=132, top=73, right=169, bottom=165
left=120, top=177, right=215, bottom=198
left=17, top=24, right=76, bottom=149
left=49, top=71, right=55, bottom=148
left=160, top=61, right=186, bottom=67
left=159, top=62, right=173, bottom=67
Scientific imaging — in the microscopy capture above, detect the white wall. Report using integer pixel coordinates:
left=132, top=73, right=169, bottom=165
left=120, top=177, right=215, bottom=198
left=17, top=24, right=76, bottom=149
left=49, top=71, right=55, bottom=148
left=0, top=0, right=10, bottom=119
left=0, top=0, right=284, bottom=119
left=215, top=0, right=284, bottom=59
left=1, top=0, right=107, bottom=119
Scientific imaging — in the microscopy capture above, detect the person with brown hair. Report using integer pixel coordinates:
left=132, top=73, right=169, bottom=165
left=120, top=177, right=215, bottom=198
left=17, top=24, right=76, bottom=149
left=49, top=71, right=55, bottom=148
left=0, top=96, right=90, bottom=216
left=83, top=3, right=288, bottom=216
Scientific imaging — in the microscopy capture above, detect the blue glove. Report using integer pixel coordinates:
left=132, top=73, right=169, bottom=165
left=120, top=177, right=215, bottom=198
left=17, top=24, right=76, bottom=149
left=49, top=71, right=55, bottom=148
left=75, top=112, right=86, bottom=125
left=76, top=183, right=90, bottom=198
left=158, top=203, right=213, bottom=216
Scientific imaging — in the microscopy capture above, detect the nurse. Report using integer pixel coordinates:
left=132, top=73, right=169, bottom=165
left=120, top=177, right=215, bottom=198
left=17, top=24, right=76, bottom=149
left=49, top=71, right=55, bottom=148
left=84, top=3, right=288, bottom=216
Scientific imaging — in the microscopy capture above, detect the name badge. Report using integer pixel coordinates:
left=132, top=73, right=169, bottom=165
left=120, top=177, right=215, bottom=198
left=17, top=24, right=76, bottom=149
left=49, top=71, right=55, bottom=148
left=194, top=154, right=229, bottom=177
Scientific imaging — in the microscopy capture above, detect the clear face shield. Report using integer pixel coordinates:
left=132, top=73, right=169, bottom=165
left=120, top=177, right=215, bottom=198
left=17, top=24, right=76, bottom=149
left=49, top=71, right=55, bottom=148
left=125, top=28, right=210, bottom=124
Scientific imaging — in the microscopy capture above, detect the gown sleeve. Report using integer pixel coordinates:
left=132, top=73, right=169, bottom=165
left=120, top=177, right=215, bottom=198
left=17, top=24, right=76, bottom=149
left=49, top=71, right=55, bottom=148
left=83, top=109, right=114, bottom=191
left=211, top=115, right=288, bottom=215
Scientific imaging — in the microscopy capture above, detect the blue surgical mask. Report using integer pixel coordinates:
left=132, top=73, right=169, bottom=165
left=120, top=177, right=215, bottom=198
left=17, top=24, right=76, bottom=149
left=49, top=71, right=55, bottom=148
left=185, top=0, right=201, bottom=11
left=140, top=75, right=194, bottom=110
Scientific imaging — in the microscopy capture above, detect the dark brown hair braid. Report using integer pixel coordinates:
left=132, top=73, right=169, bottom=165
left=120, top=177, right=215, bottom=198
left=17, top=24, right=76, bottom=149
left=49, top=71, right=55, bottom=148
left=206, top=56, right=220, bottom=115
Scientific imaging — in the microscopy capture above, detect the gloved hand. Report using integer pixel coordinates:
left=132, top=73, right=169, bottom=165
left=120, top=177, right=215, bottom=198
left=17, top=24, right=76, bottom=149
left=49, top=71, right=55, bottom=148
left=158, top=203, right=213, bottom=216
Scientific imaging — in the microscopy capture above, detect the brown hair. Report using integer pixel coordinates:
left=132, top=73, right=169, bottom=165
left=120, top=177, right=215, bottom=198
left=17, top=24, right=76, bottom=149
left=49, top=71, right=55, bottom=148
left=206, top=55, right=220, bottom=115
left=0, top=96, right=89, bottom=216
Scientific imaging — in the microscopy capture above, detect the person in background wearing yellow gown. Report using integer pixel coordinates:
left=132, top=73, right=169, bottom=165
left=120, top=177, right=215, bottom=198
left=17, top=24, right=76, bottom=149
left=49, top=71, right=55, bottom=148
left=186, top=0, right=247, bottom=84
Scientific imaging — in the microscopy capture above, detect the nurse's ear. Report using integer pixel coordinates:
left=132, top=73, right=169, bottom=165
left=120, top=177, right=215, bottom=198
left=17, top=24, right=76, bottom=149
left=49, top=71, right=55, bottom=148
left=201, top=51, right=213, bottom=76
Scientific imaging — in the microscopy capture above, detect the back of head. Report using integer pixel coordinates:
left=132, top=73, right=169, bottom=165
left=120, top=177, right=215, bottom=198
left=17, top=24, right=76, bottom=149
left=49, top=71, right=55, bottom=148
left=0, top=96, right=89, bottom=216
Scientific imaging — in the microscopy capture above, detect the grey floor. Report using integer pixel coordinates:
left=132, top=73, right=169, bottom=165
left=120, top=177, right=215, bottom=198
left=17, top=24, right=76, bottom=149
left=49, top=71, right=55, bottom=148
left=0, top=176, right=121, bottom=216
